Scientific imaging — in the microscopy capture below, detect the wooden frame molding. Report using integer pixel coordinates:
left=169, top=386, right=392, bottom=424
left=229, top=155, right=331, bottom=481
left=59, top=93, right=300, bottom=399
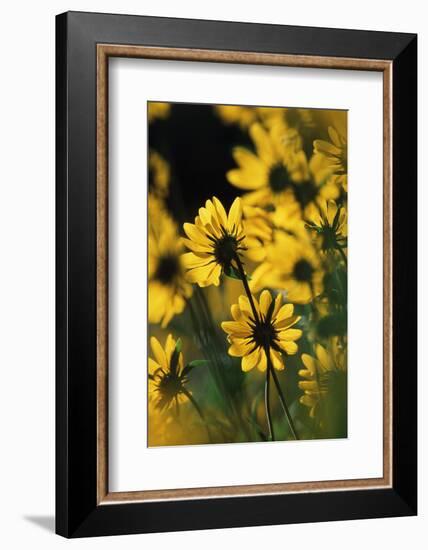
left=96, top=43, right=393, bottom=505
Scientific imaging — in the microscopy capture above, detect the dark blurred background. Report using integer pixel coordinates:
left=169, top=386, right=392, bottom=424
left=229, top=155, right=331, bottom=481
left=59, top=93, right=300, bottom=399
left=148, top=102, right=252, bottom=224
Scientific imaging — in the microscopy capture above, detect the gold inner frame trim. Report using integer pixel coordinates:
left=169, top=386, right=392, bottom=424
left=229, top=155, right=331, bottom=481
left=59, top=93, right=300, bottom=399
left=96, top=44, right=393, bottom=505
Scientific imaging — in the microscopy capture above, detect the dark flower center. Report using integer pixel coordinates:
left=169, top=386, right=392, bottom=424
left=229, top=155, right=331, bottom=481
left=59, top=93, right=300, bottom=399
left=293, top=179, right=318, bottom=209
left=214, top=233, right=238, bottom=268
left=156, top=373, right=183, bottom=409
left=252, top=319, right=277, bottom=349
left=269, top=163, right=293, bottom=194
left=158, top=373, right=182, bottom=397
left=293, top=259, right=313, bottom=282
left=320, top=226, right=337, bottom=251
left=155, top=254, right=180, bottom=285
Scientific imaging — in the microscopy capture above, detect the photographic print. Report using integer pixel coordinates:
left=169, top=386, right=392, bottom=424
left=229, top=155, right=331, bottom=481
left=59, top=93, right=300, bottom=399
left=148, top=101, right=348, bottom=447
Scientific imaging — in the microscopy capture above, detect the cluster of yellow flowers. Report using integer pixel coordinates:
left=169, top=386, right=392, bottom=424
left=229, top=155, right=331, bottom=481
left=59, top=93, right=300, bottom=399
left=147, top=102, right=348, bottom=444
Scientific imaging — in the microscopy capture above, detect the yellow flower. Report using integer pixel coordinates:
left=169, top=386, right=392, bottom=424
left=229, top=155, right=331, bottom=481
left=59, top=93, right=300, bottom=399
left=304, top=199, right=347, bottom=253
left=290, top=152, right=342, bottom=219
left=148, top=193, right=167, bottom=226
left=149, top=150, right=170, bottom=200
left=260, top=107, right=316, bottom=153
left=148, top=334, right=189, bottom=411
left=148, top=101, right=171, bottom=123
left=314, top=126, right=348, bottom=191
left=271, top=201, right=306, bottom=237
left=215, top=105, right=258, bottom=129
left=242, top=205, right=274, bottom=262
left=226, top=123, right=309, bottom=207
left=221, top=290, right=302, bottom=372
left=299, top=339, right=347, bottom=417
left=149, top=211, right=192, bottom=327
left=250, top=232, right=323, bottom=304
left=181, top=196, right=247, bottom=287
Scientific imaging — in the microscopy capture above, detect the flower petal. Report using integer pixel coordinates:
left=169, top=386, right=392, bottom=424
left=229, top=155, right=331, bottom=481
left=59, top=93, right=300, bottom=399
left=227, top=197, right=243, bottom=231
left=259, top=290, right=272, bottom=317
left=278, top=340, right=298, bottom=355
left=274, top=303, right=294, bottom=324
left=241, top=348, right=260, bottom=372
left=183, top=223, right=211, bottom=245
left=221, top=321, right=252, bottom=338
left=150, top=336, right=168, bottom=370
left=301, top=354, right=317, bottom=375
left=270, top=349, right=284, bottom=371
left=257, top=348, right=268, bottom=372
left=229, top=339, right=253, bottom=357
left=277, top=328, right=302, bottom=341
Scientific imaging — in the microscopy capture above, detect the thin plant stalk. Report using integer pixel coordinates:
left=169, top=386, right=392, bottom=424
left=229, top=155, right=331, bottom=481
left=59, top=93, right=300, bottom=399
left=188, top=293, right=252, bottom=440
left=269, top=365, right=300, bottom=441
left=234, top=253, right=259, bottom=323
left=264, top=347, right=275, bottom=441
left=181, top=387, right=213, bottom=444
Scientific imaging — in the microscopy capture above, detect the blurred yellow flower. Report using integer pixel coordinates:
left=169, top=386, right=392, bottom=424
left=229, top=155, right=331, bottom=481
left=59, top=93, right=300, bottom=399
left=250, top=232, right=323, bottom=304
left=181, top=197, right=246, bottom=287
left=215, top=104, right=258, bottom=129
left=149, top=334, right=189, bottom=411
left=221, top=290, right=302, bottom=372
left=227, top=123, right=309, bottom=207
left=148, top=101, right=171, bottom=123
left=149, top=212, right=192, bottom=327
left=260, top=107, right=315, bottom=153
left=299, top=338, right=347, bottom=417
left=149, top=150, right=170, bottom=200
left=242, top=205, right=274, bottom=262
left=314, top=126, right=348, bottom=191
left=271, top=201, right=306, bottom=237
left=290, top=152, right=341, bottom=219
left=305, top=199, right=347, bottom=253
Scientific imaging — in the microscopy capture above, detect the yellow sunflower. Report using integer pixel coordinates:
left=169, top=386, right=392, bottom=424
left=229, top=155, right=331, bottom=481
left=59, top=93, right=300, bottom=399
left=242, top=204, right=274, bottom=262
left=250, top=231, right=323, bottom=304
left=149, top=211, right=192, bottom=327
left=226, top=122, right=309, bottom=207
left=271, top=200, right=306, bottom=237
left=148, top=150, right=170, bottom=200
left=299, top=338, right=347, bottom=417
left=260, top=107, right=316, bottom=154
left=314, top=126, right=348, bottom=192
left=214, top=104, right=259, bottom=129
left=289, top=151, right=342, bottom=219
left=181, top=196, right=247, bottom=287
left=221, top=290, right=302, bottom=372
left=148, top=334, right=189, bottom=411
left=148, top=101, right=171, bottom=123
left=304, top=199, right=347, bottom=254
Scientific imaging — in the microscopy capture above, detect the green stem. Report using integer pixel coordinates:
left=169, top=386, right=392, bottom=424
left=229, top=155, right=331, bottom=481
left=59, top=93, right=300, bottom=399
left=234, top=253, right=259, bottom=323
left=270, top=364, right=300, bottom=440
left=181, top=387, right=213, bottom=444
left=264, top=347, right=275, bottom=441
left=189, top=292, right=252, bottom=440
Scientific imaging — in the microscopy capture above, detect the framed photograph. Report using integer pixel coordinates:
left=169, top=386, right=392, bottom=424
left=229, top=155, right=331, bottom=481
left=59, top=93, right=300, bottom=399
left=56, top=11, right=417, bottom=537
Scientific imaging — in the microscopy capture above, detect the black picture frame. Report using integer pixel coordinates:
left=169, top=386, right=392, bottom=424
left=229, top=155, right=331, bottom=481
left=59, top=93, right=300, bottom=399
left=56, top=11, right=417, bottom=538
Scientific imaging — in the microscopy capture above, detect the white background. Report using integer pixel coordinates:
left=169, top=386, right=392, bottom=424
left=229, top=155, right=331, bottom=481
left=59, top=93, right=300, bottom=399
left=0, top=0, right=425, bottom=548
left=110, top=59, right=383, bottom=492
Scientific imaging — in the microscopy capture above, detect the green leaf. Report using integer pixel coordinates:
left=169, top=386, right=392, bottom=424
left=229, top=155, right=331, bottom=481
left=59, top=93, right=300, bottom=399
left=224, top=266, right=252, bottom=281
left=188, top=360, right=211, bottom=368
left=182, top=359, right=211, bottom=378
left=175, top=337, right=182, bottom=353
